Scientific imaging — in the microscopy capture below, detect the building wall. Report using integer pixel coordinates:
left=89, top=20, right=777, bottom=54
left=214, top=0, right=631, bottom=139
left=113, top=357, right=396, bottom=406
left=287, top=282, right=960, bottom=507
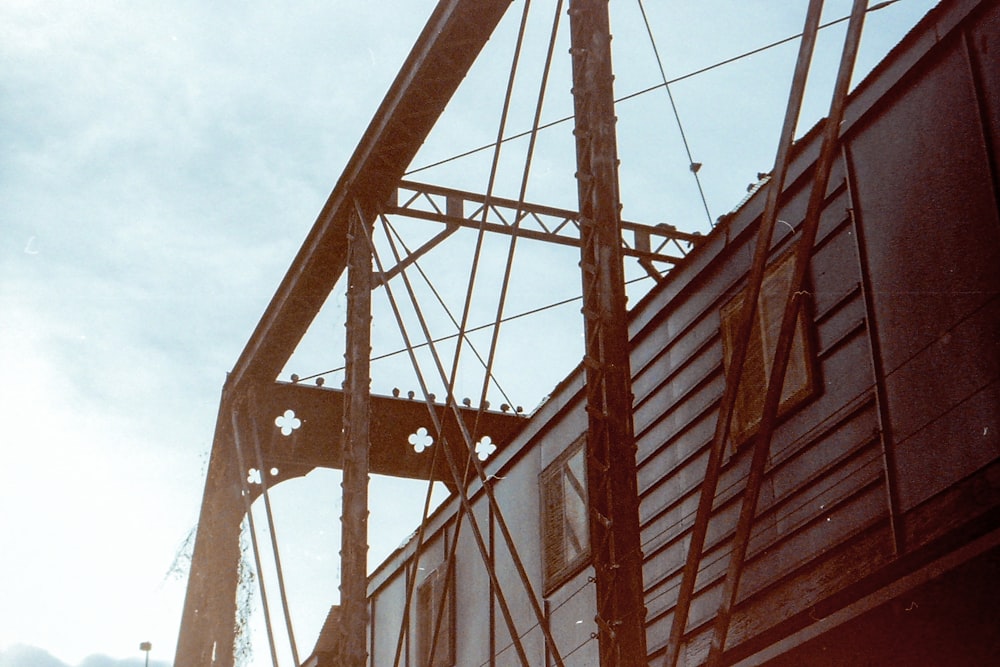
left=633, top=0, right=1000, bottom=662
left=364, top=1, right=1000, bottom=665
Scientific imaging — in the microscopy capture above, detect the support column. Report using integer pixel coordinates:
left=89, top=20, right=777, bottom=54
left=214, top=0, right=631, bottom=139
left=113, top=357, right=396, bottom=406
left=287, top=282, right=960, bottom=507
left=174, top=392, right=245, bottom=667
left=337, top=207, right=373, bottom=667
left=568, top=1, right=648, bottom=665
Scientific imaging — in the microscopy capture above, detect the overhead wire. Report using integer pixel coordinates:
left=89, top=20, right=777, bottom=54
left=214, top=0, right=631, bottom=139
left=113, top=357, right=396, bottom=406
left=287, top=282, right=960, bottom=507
left=404, top=0, right=906, bottom=177
left=636, top=0, right=714, bottom=228
left=229, top=407, right=281, bottom=667
left=379, top=215, right=518, bottom=413
left=245, top=407, right=301, bottom=667
left=470, top=0, right=565, bottom=448
left=293, top=272, right=661, bottom=385
left=359, top=200, right=536, bottom=667
left=382, top=3, right=549, bottom=662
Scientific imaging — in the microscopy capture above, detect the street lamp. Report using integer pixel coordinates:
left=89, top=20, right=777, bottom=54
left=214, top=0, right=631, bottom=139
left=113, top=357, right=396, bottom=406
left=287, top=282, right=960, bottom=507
left=139, top=642, right=152, bottom=667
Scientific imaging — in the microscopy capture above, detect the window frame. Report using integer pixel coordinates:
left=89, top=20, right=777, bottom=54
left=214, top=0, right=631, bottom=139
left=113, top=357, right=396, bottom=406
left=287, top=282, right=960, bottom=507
left=720, top=247, right=819, bottom=448
left=539, top=435, right=590, bottom=594
left=415, top=562, right=456, bottom=667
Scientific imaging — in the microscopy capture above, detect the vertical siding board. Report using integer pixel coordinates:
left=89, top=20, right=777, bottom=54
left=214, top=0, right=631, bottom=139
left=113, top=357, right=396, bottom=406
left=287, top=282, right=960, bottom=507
left=851, top=37, right=1000, bottom=512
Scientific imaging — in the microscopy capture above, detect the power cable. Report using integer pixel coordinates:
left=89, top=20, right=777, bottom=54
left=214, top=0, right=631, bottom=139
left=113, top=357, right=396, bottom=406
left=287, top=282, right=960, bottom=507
left=636, top=0, right=714, bottom=227
left=360, top=202, right=536, bottom=667
left=379, top=216, right=518, bottom=413
left=293, top=272, right=661, bottom=385
left=405, top=0, right=905, bottom=177
left=245, top=407, right=300, bottom=667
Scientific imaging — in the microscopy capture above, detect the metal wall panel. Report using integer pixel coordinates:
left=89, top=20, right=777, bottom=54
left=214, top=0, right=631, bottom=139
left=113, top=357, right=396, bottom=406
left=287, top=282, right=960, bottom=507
left=849, top=36, right=1000, bottom=512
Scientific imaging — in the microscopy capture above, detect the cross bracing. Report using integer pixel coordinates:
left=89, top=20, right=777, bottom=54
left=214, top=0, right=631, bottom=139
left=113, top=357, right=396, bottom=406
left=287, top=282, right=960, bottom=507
left=172, top=2, right=942, bottom=666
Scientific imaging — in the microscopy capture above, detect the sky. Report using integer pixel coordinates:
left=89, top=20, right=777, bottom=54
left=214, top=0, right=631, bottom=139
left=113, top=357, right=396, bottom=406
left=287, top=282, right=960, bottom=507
left=0, top=1, right=938, bottom=666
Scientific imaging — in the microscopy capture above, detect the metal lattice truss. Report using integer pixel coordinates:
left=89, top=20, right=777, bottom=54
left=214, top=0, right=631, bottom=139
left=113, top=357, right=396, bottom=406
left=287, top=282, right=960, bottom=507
left=380, top=180, right=700, bottom=283
left=175, top=1, right=705, bottom=665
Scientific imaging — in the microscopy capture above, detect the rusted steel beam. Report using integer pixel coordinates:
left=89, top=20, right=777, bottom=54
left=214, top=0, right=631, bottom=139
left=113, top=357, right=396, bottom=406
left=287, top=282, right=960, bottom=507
left=568, top=1, right=649, bottom=665
left=705, top=4, right=870, bottom=663
left=247, top=382, right=526, bottom=485
left=174, top=396, right=245, bottom=667
left=662, top=2, right=827, bottom=665
left=174, top=381, right=525, bottom=667
left=338, top=209, right=373, bottom=667
left=389, top=179, right=696, bottom=263
left=227, top=0, right=514, bottom=394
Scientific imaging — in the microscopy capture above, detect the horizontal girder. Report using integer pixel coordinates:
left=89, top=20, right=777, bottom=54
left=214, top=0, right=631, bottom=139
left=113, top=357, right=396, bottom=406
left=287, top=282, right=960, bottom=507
left=243, top=382, right=528, bottom=493
left=387, top=179, right=700, bottom=264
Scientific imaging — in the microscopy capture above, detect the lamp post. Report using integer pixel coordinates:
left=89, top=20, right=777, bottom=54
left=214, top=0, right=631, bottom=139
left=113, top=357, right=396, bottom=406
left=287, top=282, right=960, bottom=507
left=139, top=642, right=152, bottom=667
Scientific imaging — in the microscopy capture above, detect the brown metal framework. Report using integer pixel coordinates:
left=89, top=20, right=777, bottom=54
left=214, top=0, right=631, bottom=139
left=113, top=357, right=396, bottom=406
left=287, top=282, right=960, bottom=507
left=175, top=2, right=517, bottom=664
left=175, top=0, right=697, bottom=665
left=568, top=0, right=649, bottom=665
left=663, top=1, right=872, bottom=665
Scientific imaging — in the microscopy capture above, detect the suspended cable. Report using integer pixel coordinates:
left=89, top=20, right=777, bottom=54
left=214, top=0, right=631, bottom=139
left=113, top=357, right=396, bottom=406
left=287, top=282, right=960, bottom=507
left=663, top=0, right=827, bottom=662
left=472, top=0, right=565, bottom=445
left=359, top=205, right=536, bottom=667
left=405, top=0, right=906, bottom=177
left=636, top=0, right=714, bottom=227
left=379, top=216, right=518, bottom=413
left=363, top=195, right=569, bottom=666
left=442, top=0, right=535, bottom=426
left=293, top=271, right=662, bottom=385
left=378, top=9, right=552, bottom=658
left=426, top=5, right=572, bottom=666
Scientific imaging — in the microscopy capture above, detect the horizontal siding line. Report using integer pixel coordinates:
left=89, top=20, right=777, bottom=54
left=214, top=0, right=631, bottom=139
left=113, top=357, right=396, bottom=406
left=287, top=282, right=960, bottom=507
left=631, top=297, right=728, bottom=391
left=813, top=282, right=862, bottom=328
left=630, top=178, right=850, bottom=350
left=634, top=275, right=865, bottom=447
left=640, top=443, right=883, bottom=605
left=643, top=420, right=883, bottom=582
left=639, top=391, right=878, bottom=562
left=895, top=371, right=1000, bottom=457
left=816, top=316, right=866, bottom=361
left=642, top=474, right=887, bottom=628
left=691, top=483, right=890, bottom=640
left=638, top=380, right=877, bottom=535
left=631, top=213, right=857, bottom=393
left=633, top=330, right=720, bottom=416
left=881, top=291, right=1000, bottom=381
left=634, top=362, right=723, bottom=448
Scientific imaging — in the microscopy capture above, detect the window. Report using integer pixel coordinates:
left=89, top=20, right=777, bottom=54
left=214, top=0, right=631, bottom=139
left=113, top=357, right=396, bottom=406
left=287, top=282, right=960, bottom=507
left=416, top=563, right=455, bottom=667
left=720, top=249, right=817, bottom=447
left=540, top=436, right=589, bottom=593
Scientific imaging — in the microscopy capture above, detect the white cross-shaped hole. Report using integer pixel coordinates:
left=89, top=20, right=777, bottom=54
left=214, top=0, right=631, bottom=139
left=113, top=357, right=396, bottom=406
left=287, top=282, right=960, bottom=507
left=275, top=409, right=302, bottom=436
left=475, top=435, right=496, bottom=461
left=408, top=427, right=433, bottom=453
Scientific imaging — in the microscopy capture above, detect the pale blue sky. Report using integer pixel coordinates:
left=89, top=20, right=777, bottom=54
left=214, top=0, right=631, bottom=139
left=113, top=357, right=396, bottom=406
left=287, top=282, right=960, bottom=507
left=0, top=1, right=937, bottom=665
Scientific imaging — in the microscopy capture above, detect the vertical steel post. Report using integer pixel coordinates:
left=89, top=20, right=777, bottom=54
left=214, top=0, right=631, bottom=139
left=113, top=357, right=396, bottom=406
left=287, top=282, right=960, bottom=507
left=568, top=1, right=648, bottom=665
left=174, top=391, right=247, bottom=667
left=338, top=206, right=373, bottom=667
left=705, top=3, right=869, bottom=663
left=662, top=3, right=825, bottom=664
